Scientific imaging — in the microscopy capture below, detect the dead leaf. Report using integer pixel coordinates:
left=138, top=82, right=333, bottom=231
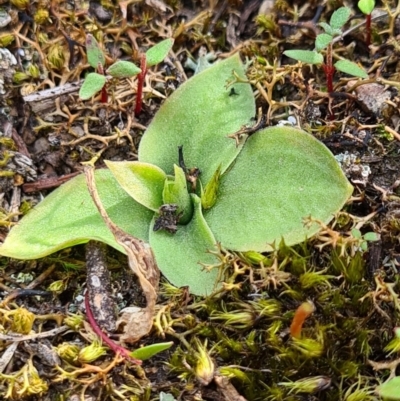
left=85, top=166, right=160, bottom=343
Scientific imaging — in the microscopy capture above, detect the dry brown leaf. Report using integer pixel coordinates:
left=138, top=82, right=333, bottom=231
left=84, top=166, right=160, bottom=343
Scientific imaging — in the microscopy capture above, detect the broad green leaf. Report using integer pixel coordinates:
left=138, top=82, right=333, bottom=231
left=145, top=38, right=174, bottom=67
left=107, top=60, right=141, bottom=78
left=0, top=170, right=153, bottom=259
left=86, top=34, right=105, bottom=69
left=149, top=195, right=220, bottom=296
left=358, top=0, right=375, bottom=14
left=139, top=54, right=255, bottom=187
left=204, top=127, right=353, bottom=252
left=130, top=341, right=173, bottom=360
left=315, top=33, right=333, bottom=51
left=79, top=73, right=106, bottom=100
left=329, top=7, right=351, bottom=30
left=334, top=60, right=368, bottom=78
left=283, top=50, right=323, bottom=65
left=162, top=165, right=193, bottom=224
left=376, top=377, right=400, bottom=400
left=105, top=160, right=166, bottom=212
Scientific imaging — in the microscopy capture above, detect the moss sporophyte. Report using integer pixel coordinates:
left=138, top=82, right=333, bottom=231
left=0, top=54, right=353, bottom=296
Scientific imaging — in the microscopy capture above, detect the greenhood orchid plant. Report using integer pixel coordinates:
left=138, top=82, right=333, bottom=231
left=0, top=54, right=353, bottom=295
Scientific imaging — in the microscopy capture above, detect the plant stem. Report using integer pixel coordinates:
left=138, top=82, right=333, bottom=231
left=97, top=63, right=108, bottom=103
left=365, top=14, right=372, bottom=47
left=101, top=86, right=108, bottom=103
left=84, top=291, right=142, bottom=365
left=323, top=43, right=335, bottom=93
left=134, top=54, right=147, bottom=116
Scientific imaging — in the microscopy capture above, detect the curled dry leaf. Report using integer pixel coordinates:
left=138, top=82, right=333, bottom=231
left=84, top=166, right=160, bottom=344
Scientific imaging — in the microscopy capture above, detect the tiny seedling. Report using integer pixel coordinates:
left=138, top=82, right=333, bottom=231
left=79, top=34, right=173, bottom=112
left=350, top=228, right=379, bottom=252
left=358, top=0, right=376, bottom=47
left=284, top=6, right=368, bottom=93
left=79, top=34, right=141, bottom=102
left=135, top=38, right=174, bottom=115
left=1, top=55, right=353, bottom=296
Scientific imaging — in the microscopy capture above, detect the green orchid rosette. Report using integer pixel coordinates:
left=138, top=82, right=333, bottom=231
left=0, top=54, right=353, bottom=295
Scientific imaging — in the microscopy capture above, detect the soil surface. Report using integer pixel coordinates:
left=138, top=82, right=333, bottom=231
left=1, top=1, right=400, bottom=400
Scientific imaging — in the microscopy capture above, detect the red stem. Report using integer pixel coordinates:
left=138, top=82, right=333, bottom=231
left=84, top=291, right=142, bottom=365
left=97, top=63, right=108, bottom=104
left=323, top=43, right=335, bottom=93
left=322, top=64, right=335, bottom=94
left=134, top=54, right=147, bottom=116
left=101, top=86, right=108, bottom=103
left=366, top=14, right=372, bottom=47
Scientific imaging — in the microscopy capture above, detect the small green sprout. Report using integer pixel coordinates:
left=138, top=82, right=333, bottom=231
left=358, top=0, right=375, bottom=46
left=130, top=341, right=173, bottom=361
left=284, top=6, right=368, bottom=93
left=79, top=35, right=173, bottom=106
left=79, top=34, right=141, bottom=101
left=134, top=38, right=174, bottom=115
left=350, top=228, right=379, bottom=252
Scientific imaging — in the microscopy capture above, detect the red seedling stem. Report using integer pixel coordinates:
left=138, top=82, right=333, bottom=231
left=84, top=291, right=142, bottom=365
left=323, top=43, right=335, bottom=93
left=97, top=63, right=108, bottom=104
left=101, top=86, right=108, bottom=103
left=135, top=54, right=147, bottom=116
left=365, top=14, right=372, bottom=47
left=322, top=64, right=335, bottom=94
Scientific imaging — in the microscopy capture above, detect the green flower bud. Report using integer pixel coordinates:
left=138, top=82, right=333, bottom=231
left=201, top=165, right=221, bottom=210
